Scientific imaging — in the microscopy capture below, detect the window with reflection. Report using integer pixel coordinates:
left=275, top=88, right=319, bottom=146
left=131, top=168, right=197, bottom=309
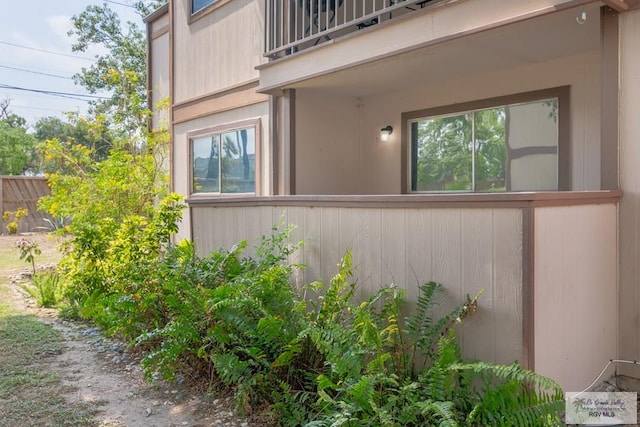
left=408, top=95, right=563, bottom=192
left=191, top=126, right=256, bottom=194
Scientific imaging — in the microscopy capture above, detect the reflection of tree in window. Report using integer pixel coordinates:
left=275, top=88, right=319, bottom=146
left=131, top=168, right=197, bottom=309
left=413, top=108, right=507, bottom=192
left=206, top=136, right=219, bottom=180
left=474, top=108, right=506, bottom=191
left=221, top=132, right=239, bottom=193
left=415, top=113, right=473, bottom=191
left=240, top=129, right=249, bottom=180
left=191, top=126, right=256, bottom=194
left=411, top=95, right=560, bottom=193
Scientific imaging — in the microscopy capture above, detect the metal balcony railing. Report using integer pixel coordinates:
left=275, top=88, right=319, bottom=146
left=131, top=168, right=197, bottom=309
left=265, top=0, right=438, bottom=58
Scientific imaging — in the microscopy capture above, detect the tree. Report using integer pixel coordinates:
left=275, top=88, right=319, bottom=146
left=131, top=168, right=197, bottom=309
left=0, top=109, right=36, bottom=175
left=38, top=129, right=172, bottom=299
left=68, top=0, right=167, bottom=135
left=34, top=114, right=114, bottom=170
left=37, top=1, right=173, bottom=304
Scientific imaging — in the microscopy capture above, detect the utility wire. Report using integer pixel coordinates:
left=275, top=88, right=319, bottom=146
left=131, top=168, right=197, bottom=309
left=0, top=64, right=72, bottom=79
left=0, top=41, right=96, bottom=62
left=104, top=0, right=137, bottom=8
left=10, top=105, right=77, bottom=113
left=0, top=83, right=110, bottom=101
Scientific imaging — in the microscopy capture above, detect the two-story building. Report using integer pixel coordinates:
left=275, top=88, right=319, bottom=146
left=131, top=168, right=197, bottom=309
left=146, top=0, right=640, bottom=392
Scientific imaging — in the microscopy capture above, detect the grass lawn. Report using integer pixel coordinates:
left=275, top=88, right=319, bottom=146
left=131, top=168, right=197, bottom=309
left=0, top=233, right=63, bottom=270
left=0, top=233, right=98, bottom=426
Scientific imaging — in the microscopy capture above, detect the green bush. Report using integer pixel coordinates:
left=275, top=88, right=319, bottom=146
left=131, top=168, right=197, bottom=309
left=52, top=192, right=184, bottom=318
left=61, top=216, right=563, bottom=425
left=22, top=270, right=63, bottom=308
left=3, top=207, right=28, bottom=234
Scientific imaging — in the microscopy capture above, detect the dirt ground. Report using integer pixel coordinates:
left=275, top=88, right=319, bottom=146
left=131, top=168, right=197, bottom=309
left=0, top=233, right=265, bottom=427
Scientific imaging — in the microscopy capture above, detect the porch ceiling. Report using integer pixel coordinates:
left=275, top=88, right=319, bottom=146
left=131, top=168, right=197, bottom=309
left=278, top=4, right=601, bottom=98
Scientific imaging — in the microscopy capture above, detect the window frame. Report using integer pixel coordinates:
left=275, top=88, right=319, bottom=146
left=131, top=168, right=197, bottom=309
left=188, top=118, right=262, bottom=197
left=188, top=0, right=233, bottom=23
left=400, top=86, right=571, bottom=193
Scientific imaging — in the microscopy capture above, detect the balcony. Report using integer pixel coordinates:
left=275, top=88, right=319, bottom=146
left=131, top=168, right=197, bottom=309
left=258, top=0, right=591, bottom=94
left=264, top=0, right=443, bottom=58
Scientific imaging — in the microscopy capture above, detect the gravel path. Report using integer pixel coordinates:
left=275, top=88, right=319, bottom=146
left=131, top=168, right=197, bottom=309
left=8, top=271, right=269, bottom=427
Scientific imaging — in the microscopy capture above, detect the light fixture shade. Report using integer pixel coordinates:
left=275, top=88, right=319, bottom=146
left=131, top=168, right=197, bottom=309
left=380, top=125, right=393, bottom=141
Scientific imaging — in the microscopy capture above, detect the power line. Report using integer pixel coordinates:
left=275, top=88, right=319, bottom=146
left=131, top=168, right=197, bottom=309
left=104, top=0, right=137, bottom=8
left=0, top=83, right=110, bottom=102
left=10, top=105, right=77, bottom=113
left=0, top=64, right=72, bottom=80
left=0, top=40, right=96, bottom=62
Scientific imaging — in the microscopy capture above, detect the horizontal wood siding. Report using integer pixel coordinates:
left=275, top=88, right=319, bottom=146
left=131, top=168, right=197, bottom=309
left=0, top=176, right=50, bottom=233
left=191, top=204, right=524, bottom=365
left=172, top=0, right=265, bottom=103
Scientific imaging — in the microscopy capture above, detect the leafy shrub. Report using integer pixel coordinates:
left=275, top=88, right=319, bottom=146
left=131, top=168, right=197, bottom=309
left=98, top=225, right=562, bottom=425
left=133, top=224, right=306, bottom=397
left=22, top=271, right=63, bottom=308
left=295, top=275, right=562, bottom=427
left=52, top=192, right=184, bottom=316
left=58, top=210, right=563, bottom=425
left=4, top=207, right=28, bottom=234
left=38, top=127, right=172, bottom=306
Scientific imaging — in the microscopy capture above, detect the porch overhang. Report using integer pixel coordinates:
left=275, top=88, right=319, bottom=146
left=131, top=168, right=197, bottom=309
left=257, top=0, right=610, bottom=96
left=603, top=0, right=629, bottom=12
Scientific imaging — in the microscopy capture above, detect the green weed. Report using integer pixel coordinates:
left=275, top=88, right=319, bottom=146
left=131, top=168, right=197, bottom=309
left=21, top=271, right=63, bottom=308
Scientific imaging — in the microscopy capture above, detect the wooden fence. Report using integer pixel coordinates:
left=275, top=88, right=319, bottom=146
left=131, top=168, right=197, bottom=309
left=0, top=176, right=51, bottom=234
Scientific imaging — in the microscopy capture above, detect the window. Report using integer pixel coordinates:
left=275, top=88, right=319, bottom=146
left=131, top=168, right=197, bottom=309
left=191, top=0, right=216, bottom=13
left=402, top=87, right=569, bottom=193
left=190, top=120, right=260, bottom=195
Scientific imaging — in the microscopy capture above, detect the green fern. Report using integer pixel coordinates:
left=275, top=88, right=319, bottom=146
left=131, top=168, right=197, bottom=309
left=406, top=282, right=483, bottom=373
left=314, top=251, right=356, bottom=328
left=416, top=400, right=460, bottom=427
left=423, top=330, right=462, bottom=402
left=452, top=361, right=563, bottom=426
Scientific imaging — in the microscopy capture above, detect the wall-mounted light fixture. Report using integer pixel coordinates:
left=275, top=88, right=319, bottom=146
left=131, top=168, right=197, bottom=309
left=576, top=8, right=587, bottom=24
left=380, top=125, right=393, bottom=141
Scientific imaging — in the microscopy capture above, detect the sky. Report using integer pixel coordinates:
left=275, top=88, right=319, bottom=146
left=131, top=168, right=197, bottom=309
left=0, top=0, right=144, bottom=129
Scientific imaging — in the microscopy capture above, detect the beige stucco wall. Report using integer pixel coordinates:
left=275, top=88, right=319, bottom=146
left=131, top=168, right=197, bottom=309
left=295, top=50, right=601, bottom=194
left=172, top=0, right=266, bottom=103
left=295, top=91, right=363, bottom=194
left=534, top=204, right=618, bottom=392
left=618, top=8, right=640, bottom=380
left=172, top=102, right=270, bottom=241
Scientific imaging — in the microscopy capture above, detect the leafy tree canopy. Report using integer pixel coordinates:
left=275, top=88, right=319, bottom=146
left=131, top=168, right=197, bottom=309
left=0, top=114, right=36, bottom=175
left=68, top=0, right=167, bottom=134
left=34, top=114, right=114, bottom=171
